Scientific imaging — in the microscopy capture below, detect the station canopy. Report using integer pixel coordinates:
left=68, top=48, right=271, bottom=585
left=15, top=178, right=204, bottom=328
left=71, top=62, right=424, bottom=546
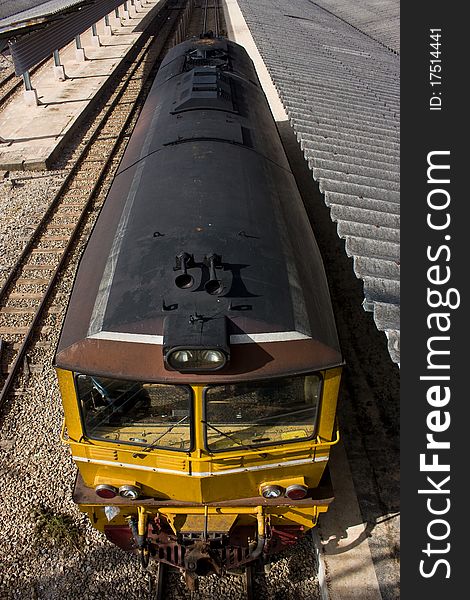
left=0, top=0, right=127, bottom=75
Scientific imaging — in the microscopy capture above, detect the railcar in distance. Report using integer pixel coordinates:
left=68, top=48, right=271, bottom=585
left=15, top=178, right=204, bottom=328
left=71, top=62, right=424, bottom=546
left=54, top=36, right=343, bottom=589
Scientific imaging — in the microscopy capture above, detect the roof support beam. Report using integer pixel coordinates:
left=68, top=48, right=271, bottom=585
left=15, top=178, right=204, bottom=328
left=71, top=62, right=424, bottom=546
left=53, top=49, right=67, bottom=81
left=75, top=34, right=86, bottom=62
left=22, top=71, right=39, bottom=106
left=103, top=13, right=113, bottom=36
left=90, top=22, right=101, bottom=47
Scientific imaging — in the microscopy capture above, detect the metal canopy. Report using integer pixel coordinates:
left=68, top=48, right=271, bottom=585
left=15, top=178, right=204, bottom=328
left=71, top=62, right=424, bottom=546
left=0, top=0, right=125, bottom=75
left=0, top=1, right=92, bottom=31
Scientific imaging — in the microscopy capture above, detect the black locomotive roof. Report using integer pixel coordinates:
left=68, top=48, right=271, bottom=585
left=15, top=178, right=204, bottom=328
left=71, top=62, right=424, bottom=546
left=55, top=38, right=342, bottom=382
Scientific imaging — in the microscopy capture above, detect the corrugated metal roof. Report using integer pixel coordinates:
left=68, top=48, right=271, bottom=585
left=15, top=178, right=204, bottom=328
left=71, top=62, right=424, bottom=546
left=0, top=0, right=89, bottom=24
left=7, top=0, right=123, bottom=74
left=237, top=0, right=400, bottom=364
left=310, top=0, right=400, bottom=54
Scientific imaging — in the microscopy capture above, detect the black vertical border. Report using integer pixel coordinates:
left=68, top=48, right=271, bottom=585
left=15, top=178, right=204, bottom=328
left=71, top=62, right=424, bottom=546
left=401, top=4, right=466, bottom=598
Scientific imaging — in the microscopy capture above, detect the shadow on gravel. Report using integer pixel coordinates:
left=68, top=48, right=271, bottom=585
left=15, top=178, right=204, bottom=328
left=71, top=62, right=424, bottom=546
left=3, top=544, right=148, bottom=600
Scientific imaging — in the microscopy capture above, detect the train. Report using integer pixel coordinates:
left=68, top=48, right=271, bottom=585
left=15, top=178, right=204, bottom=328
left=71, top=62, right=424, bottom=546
left=54, top=36, right=343, bottom=589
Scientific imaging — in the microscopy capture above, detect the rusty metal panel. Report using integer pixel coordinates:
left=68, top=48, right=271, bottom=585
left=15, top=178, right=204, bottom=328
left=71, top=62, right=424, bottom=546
left=7, top=0, right=124, bottom=75
left=55, top=39, right=343, bottom=381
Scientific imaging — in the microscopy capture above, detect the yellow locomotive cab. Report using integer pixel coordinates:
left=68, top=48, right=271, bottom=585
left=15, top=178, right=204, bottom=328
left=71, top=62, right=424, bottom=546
left=56, top=366, right=341, bottom=577
left=57, top=367, right=340, bottom=497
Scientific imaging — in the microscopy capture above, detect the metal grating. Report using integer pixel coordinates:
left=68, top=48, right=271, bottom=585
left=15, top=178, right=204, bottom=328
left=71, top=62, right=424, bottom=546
left=237, top=0, right=400, bottom=364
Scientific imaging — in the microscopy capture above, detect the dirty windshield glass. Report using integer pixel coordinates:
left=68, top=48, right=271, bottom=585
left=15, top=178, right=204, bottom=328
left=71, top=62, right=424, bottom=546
left=205, top=374, right=321, bottom=451
left=76, top=375, right=191, bottom=450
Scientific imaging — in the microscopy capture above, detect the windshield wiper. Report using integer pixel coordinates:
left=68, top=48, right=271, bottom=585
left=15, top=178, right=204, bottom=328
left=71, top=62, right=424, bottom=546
left=133, top=415, right=189, bottom=456
left=202, top=420, right=267, bottom=457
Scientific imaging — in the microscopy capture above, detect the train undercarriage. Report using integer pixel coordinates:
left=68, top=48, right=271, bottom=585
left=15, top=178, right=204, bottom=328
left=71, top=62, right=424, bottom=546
left=74, top=470, right=333, bottom=590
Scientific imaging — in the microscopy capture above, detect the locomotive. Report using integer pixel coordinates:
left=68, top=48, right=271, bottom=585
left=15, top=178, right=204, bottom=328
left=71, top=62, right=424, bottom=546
left=54, top=37, right=343, bottom=588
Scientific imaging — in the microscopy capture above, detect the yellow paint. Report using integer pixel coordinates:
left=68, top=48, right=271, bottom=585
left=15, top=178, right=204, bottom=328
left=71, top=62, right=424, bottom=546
left=56, top=365, right=342, bottom=536
left=281, top=430, right=309, bottom=440
left=317, top=367, right=342, bottom=442
left=56, top=369, right=83, bottom=442
left=93, top=475, right=140, bottom=489
left=256, top=507, right=264, bottom=536
left=138, top=506, right=146, bottom=536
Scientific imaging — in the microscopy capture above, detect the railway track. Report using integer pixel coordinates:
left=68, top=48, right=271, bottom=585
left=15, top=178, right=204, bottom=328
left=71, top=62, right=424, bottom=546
left=0, top=0, right=193, bottom=410
left=144, top=550, right=319, bottom=600
left=202, top=0, right=222, bottom=37
left=147, top=561, right=258, bottom=600
left=176, top=0, right=226, bottom=47
left=143, top=528, right=324, bottom=600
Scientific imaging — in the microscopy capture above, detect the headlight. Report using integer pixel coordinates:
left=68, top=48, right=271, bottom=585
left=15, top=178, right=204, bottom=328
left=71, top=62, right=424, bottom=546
left=260, top=484, right=284, bottom=499
left=163, top=314, right=229, bottom=372
left=119, top=485, right=141, bottom=500
left=166, top=348, right=227, bottom=371
left=171, top=350, right=192, bottom=364
left=202, top=350, right=225, bottom=364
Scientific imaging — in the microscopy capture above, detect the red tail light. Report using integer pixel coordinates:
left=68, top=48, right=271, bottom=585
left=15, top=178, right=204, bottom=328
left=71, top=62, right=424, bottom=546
left=95, top=484, right=118, bottom=499
left=285, top=484, right=308, bottom=500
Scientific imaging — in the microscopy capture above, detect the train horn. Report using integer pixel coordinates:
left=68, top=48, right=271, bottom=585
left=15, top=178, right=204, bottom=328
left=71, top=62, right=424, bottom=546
left=174, top=252, right=195, bottom=289
left=204, top=254, right=223, bottom=295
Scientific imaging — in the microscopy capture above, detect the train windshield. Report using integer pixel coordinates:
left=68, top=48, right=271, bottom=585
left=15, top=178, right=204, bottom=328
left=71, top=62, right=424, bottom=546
left=76, top=375, right=192, bottom=451
left=204, top=374, right=321, bottom=451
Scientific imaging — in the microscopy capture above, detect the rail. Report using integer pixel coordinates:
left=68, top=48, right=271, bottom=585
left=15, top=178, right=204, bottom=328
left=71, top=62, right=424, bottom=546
left=201, top=0, right=221, bottom=37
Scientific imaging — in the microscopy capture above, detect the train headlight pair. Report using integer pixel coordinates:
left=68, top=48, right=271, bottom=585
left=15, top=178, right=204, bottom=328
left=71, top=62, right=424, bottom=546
left=167, top=348, right=227, bottom=371
left=260, top=483, right=308, bottom=500
left=163, top=315, right=229, bottom=372
left=95, top=484, right=141, bottom=500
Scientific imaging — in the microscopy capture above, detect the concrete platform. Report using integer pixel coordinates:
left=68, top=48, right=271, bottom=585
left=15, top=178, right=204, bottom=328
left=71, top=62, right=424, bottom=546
left=223, top=0, right=287, bottom=122
left=0, top=0, right=163, bottom=171
left=318, top=443, right=383, bottom=600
